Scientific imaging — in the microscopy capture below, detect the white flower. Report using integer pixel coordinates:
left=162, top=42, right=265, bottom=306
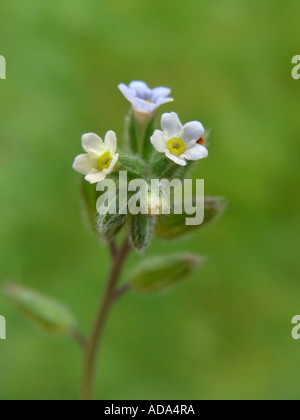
left=118, top=81, right=173, bottom=120
left=73, top=131, right=119, bottom=184
left=150, top=112, right=208, bottom=166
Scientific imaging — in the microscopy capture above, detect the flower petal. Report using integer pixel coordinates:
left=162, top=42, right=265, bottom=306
left=183, top=144, right=208, bottom=161
left=165, top=151, right=187, bottom=166
left=155, top=96, right=174, bottom=106
left=182, top=121, right=205, bottom=143
left=151, top=87, right=172, bottom=102
left=104, top=131, right=117, bottom=154
left=72, top=154, right=98, bottom=175
left=161, top=112, right=182, bottom=137
left=82, top=133, right=104, bottom=155
left=105, top=153, right=119, bottom=174
left=129, top=81, right=151, bottom=99
left=118, top=83, right=136, bottom=102
left=132, top=97, right=156, bottom=114
left=85, top=169, right=107, bottom=184
left=151, top=130, right=167, bottom=153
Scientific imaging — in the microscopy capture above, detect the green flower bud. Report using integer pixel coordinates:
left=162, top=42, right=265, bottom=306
left=97, top=186, right=128, bottom=241
left=118, top=154, right=145, bottom=177
left=130, top=214, right=154, bottom=253
left=81, top=178, right=98, bottom=234
left=5, top=284, right=77, bottom=337
left=155, top=196, right=227, bottom=240
left=152, top=155, right=178, bottom=179
left=98, top=212, right=127, bottom=242
left=142, top=117, right=156, bottom=160
left=124, top=109, right=139, bottom=154
left=130, top=253, right=206, bottom=294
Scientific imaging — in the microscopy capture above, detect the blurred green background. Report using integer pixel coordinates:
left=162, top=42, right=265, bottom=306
left=0, top=0, right=300, bottom=400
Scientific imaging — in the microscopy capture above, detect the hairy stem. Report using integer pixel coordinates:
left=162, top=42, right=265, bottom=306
left=81, top=236, right=131, bottom=401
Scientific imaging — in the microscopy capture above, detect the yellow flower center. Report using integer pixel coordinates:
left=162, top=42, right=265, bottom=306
left=166, top=138, right=186, bottom=157
left=98, top=151, right=112, bottom=170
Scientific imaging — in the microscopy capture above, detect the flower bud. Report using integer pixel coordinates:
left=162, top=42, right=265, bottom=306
left=5, top=283, right=77, bottom=337
left=98, top=212, right=127, bottom=242
left=142, top=117, right=156, bottom=159
left=130, top=253, right=206, bottom=294
left=124, top=110, right=139, bottom=154
left=155, top=197, right=227, bottom=240
left=130, top=214, right=154, bottom=253
left=118, top=154, right=145, bottom=176
left=80, top=178, right=99, bottom=233
left=97, top=188, right=127, bottom=241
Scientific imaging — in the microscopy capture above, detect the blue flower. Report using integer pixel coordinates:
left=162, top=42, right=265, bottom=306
left=118, top=81, right=174, bottom=120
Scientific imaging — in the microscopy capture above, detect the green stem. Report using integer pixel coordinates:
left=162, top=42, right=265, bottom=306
left=112, top=283, right=131, bottom=302
left=81, top=236, right=131, bottom=401
left=109, top=240, right=118, bottom=260
left=72, top=329, right=87, bottom=350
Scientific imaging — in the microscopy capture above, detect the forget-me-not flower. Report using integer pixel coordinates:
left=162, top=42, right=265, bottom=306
left=118, top=81, right=173, bottom=121
left=73, top=131, right=119, bottom=184
left=150, top=112, right=208, bottom=166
